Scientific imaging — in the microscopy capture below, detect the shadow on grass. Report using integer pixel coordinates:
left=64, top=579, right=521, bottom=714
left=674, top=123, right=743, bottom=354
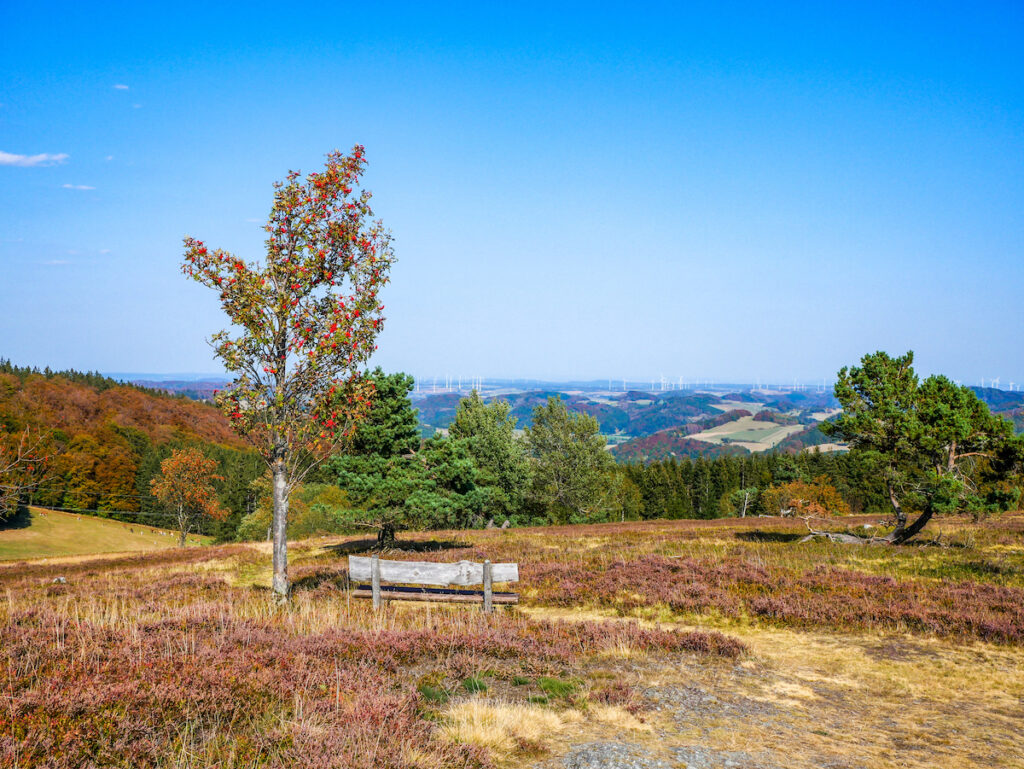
left=0, top=506, right=33, bottom=531
left=734, top=530, right=805, bottom=543
left=320, top=538, right=471, bottom=556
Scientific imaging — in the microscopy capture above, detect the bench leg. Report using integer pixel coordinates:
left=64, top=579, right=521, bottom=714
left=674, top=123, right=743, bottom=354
left=371, top=554, right=381, bottom=610
left=483, top=560, right=493, bottom=613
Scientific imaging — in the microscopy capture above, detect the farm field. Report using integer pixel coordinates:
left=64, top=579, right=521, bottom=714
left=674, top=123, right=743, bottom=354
left=709, top=399, right=765, bottom=413
left=686, top=414, right=807, bottom=451
left=0, top=507, right=208, bottom=562
left=2, top=515, right=1023, bottom=768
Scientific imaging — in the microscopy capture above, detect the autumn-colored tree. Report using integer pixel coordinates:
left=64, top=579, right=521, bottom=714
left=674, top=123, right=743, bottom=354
left=0, top=428, right=48, bottom=519
left=182, top=146, right=393, bottom=597
left=150, top=448, right=225, bottom=546
left=760, top=476, right=850, bottom=518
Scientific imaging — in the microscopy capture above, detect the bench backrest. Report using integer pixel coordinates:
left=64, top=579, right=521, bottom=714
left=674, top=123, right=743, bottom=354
left=348, top=556, right=519, bottom=587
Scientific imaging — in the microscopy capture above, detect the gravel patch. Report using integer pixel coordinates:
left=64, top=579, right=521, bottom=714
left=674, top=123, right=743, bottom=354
left=559, top=741, right=781, bottom=769
left=644, top=683, right=779, bottom=723
left=562, top=742, right=674, bottom=769
left=673, top=745, right=779, bottom=768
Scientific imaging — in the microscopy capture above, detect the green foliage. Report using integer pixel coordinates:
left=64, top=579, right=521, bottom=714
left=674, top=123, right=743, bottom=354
left=417, top=684, right=449, bottom=704
left=461, top=676, right=487, bottom=694
left=0, top=358, right=156, bottom=395
left=328, top=436, right=481, bottom=544
left=537, top=676, right=580, bottom=699
left=824, top=351, right=1023, bottom=541
left=622, top=451, right=891, bottom=521
left=236, top=482, right=353, bottom=541
left=323, top=372, right=484, bottom=543
left=448, top=390, right=530, bottom=520
left=524, top=397, right=615, bottom=525
left=727, top=487, right=760, bottom=517
left=348, top=368, right=420, bottom=459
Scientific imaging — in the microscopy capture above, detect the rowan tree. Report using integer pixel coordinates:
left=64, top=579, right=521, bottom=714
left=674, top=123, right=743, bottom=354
left=182, top=146, right=394, bottom=596
left=150, top=448, right=225, bottom=546
left=0, top=428, right=48, bottom=520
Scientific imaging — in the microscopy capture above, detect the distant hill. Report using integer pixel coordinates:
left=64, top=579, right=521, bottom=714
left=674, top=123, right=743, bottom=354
left=612, top=432, right=750, bottom=463
left=130, top=379, right=228, bottom=401
left=0, top=362, right=259, bottom=528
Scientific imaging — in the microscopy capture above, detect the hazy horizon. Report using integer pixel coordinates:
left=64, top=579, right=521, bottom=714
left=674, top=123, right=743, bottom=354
left=85, top=370, right=1022, bottom=393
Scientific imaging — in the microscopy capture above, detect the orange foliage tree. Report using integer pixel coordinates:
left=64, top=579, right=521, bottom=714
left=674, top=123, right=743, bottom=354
left=150, top=448, right=225, bottom=546
left=182, top=146, right=393, bottom=597
left=761, top=476, right=851, bottom=519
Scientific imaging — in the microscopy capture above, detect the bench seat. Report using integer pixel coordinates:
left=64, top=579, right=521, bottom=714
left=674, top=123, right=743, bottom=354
left=348, top=555, right=519, bottom=611
left=351, top=584, right=519, bottom=604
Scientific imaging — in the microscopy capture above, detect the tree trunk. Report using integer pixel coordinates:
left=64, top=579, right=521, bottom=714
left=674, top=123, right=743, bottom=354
left=887, top=505, right=934, bottom=544
left=887, top=481, right=907, bottom=539
left=271, top=459, right=289, bottom=599
left=377, top=522, right=396, bottom=549
left=177, top=503, right=187, bottom=547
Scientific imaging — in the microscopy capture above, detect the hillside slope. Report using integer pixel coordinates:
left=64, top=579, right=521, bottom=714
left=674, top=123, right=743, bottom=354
left=0, top=507, right=207, bottom=561
left=0, top=364, right=261, bottom=526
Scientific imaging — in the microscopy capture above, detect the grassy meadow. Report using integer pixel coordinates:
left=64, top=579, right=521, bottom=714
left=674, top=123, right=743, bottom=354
left=0, top=507, right=209, bottom=562
left=2, top=514, right=1023, bottom=768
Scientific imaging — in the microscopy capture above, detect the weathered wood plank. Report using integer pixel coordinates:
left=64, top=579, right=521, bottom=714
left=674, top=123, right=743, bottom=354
left=348, top=556, right=519, bottom=586
left=351, top=585, right=519, bottom=605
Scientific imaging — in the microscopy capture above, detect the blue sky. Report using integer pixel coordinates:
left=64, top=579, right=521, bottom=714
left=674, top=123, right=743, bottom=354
left=2, top=1, right=1022, bottom=385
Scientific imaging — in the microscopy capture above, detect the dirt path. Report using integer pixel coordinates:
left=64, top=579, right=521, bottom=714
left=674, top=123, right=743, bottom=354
left=522, top=612, right=1024, bottom=769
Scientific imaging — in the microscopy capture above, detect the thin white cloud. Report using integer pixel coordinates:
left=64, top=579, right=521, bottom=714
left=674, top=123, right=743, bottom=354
left=99, top=248, right=111, bottom=254
left=104, top=155, right=114, bottom=161
left=113, top=84, right=129, bottom=90
left=43, top=259, right=70, bottom=265
left=132, top=103, right=142, bottom=109
left=0, top=150, right=69, bottom=167
left=62, top=183, right=95, bottom=190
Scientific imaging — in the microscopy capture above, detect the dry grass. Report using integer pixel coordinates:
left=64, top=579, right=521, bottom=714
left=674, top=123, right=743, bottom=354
left=515, top=606, right=1024, bottom=769
left=442, top=700, right=581, bottom=754
left=3, top=514, right=1024, bottom=767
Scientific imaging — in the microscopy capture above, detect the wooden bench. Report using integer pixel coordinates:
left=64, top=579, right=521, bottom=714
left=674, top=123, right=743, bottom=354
left=348, top=555, right=519, bottom=612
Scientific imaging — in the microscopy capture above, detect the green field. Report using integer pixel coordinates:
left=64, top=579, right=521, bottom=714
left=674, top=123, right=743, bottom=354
left=0, top=508, right=209, bottom=562
left=687, top=415, right=806, bottom=449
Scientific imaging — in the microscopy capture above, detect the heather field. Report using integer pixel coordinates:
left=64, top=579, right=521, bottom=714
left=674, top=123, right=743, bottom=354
left=3, top=515, right=1024, bottom=768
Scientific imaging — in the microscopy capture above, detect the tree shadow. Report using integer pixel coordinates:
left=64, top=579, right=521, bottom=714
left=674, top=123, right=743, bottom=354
left=320, top=538, right=471, bottom=556
left=734, top=530, right=804, bottom=543
left=0, top=506, right=33, bottom=531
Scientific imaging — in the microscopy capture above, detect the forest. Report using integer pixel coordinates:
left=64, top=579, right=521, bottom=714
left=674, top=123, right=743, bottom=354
left=4, top=357, right=1022, bottom=547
